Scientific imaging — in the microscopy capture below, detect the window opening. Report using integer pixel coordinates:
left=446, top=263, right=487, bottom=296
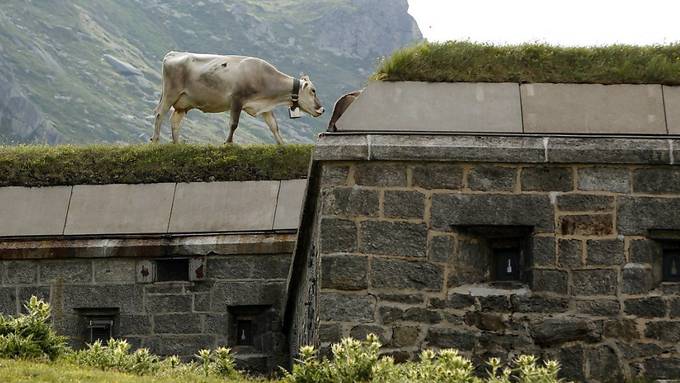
left=492, top=247, right=521, bottom=281
left=156, top=259, right=189, bottom=282
left=663, top=249, right=680, bottom=282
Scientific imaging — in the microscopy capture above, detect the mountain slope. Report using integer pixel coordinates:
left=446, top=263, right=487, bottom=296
left=0, top=0, right=421, bottom=144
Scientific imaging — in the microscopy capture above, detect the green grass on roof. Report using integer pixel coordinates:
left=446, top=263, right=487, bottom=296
left=0, top=144, right=312, bottom=187
left=373, top=41, right=680, bottom=84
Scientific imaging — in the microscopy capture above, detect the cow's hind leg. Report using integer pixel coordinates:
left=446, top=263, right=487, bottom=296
left=262, top=111, right=284, bottom=145
left=170, top=109, right=186, bottom=144
left=152, top=98, right=172, bottom=143
left=225, top=104, right=242, bottom=144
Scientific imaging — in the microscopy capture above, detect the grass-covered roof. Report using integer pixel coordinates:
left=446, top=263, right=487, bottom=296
left=0, top=144, right=312, bottom=187
left=373, top=41, right=680, bottom=84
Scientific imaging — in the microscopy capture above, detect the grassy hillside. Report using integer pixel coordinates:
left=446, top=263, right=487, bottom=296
left=0, top=144, right=312, bottom=186
left=374, top=41, right=680, bottom=84
left=0, top=0, right=421, bottom=145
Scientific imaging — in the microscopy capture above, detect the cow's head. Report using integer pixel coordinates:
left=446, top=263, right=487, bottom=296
left=298, top=75, right=325, bottom=117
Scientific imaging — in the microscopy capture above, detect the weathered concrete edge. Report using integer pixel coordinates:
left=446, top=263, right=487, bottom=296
left=315, top=133, right=678, bottom=165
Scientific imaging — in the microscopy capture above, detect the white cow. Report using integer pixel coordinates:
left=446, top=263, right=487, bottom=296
left=152, top=52, right=325, bottom=144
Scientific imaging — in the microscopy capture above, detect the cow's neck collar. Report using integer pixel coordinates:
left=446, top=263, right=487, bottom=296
left=291, top=78, right=302, bottom=110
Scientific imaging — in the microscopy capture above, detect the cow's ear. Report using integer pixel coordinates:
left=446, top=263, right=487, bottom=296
left=301, top=75, right=310, bottom=81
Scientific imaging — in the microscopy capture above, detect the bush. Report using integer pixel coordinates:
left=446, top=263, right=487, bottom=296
left=0, top=296, right=68, bottom=360
left=284, top=334, right=569, bottom=383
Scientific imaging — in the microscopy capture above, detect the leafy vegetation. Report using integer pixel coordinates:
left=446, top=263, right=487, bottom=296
left=0, top=144, right=312, bottom=186
left=1, top=297, right=571, bottom=382
left=374, top=41, right=680, bottom=84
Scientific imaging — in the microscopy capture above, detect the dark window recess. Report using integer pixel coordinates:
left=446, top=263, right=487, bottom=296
left=88, top=319, right=114, bottom=344
left=663, top=249, right=680, bottom=282
left=236, top=320, right=254, bottom=346
left=156, top=259, right=189, bottom=282
left=492, top=247, right=521, bottom=281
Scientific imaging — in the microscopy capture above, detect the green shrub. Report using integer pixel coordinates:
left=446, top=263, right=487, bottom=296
left=0, top=296, right=68, bottom=360
left=285, top=334, right=569, bottom=383
left=374, top=41, right=680, bottom=85
left=0, top=144, right=312, bottom=187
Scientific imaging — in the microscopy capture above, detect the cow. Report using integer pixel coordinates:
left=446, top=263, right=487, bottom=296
left=151, top=52, right=325, bottom=144
left=327, top=89, right=363, bottom=132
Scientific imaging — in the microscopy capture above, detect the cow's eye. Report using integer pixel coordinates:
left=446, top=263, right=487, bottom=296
left=311, top=89, right=316, bottom=94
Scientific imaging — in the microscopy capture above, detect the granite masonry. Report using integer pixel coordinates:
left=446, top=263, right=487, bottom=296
left=285, top=134, right=680, bottom=382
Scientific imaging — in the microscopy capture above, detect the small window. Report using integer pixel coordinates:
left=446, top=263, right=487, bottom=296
left=236, top=320, right=254, bottom=346
left=493, top=247, right=521, bottom=281
left=76, top=308, right=119, bottom=346
left=156, top=259, right=189, bottom=282
left=663, top=249, right=680, bottom=282
left=88, top=319, right=114, bottom=344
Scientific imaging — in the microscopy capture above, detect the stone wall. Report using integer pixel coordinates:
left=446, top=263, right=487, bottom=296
left=287, top=134, right=680, bottom=382
left=0, top=234, right=295, bottom=373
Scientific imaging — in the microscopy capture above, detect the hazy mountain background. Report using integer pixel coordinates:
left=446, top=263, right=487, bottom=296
left=0, top=0, right=422, bottom=145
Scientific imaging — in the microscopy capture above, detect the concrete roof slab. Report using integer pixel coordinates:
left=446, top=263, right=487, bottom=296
left=273, top=179, right=307, bottom=230
left=336, top=81, right=522, bottom=133
left=169, top=181, right=280, bottom=233
left=663, top=86, right=680, bottom=135
left=522, top=84, right=666, bottom=134
left=0, top=186, right=71, bottom=237
left=64, top=184, right=175, bottom=235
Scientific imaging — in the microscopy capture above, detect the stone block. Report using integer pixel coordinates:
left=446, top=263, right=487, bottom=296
left=319, top=323, right=342, bottom=343
left=547, top=137, right=670, bottom=164
left=624, top=297, right=666, bottom=318
left=643, top=356, right=680, bottom=380
left=3, top=261, right=38, bottom=284
left=429, top=293, right=475, bottom=310
left=154, top=313, right=202, bottom=334
left=145, top=335, right=214, bottom=357
left=618, top=197, right=680, bottom=235
left=431, top=194, right=553, bottom=232
left=359, top=221, right=427, bottom=258
left=465, top=312, right=507, bottom=332
left=586, top=239, right=625, bottom=266
left=207, top=254, right=290, bottom=280
left=520, top=166, right=573, bottom=192
left=0, top=186, right=71, bottom=237
left=336, top=81, right=522, bottom=133
left=559, top=214, right=613, bottom=236
left=468, top=165, right=516, bottom=191
left=319, top=218, right=357, bottom=254
left=378, top=293, right=424, bottom=305
left=65, top=184, right=174, bottom=235
left=663, top=85, right=680, bottom=134
left=169, top=181, right=279, bottom=233
left=670, top=298, right=680, bottom=318
left=93, top=259, right=136, bottom=283
left=412, top=164, right=464, bottom=190
left=479, top=295, right=511, bottom=312
left=556, top=194, right=615, bottom=212
left=633, top=167, right=680, bottom=194
left=119, top=314, right=152, bottom=335
left=273, top=179, right=307, bottom=230
left=629, top=239, right=662, bottom=264
left=510, top=295, right=569, bottom=313
left=645, top=321, right=680, bottom=342
left=40, top=260, right=91, bottom=283
left=319, top=293, right=375, bottom=322
left=548, top=345, right=586, bottom=382
left=577, top=167, right=630, bottom=193
left=425, top=328, right=478, bottom=351
left=314, top=135, right=368, bottom=161
left=558, top=239, right=582, bottom=268
left=0, top=287, right=17, bottom=315
left=369, top=135, right=546, bottom=163
left=603, top=319, right=639, bottom=341
left=135, top=260, right=154, bottom=284
left=321, top=254, right=368, bottom=291
left=572, top=269, right=618, bottom=296
left=354, top=163, right=406, bottom=187
left=320, top=165, right=350, bottom=187
left=189, top=257, right=205, bottom=282
left=378, top=306, right=404, bottom=325
left=586, top=344, right=624, bottom=382
left=349, top=324, right=389, bottom=343
left=63, top=284, right=143, bottom=313
left=370, top=258, right=443, bottom=291
left=204, top=313, right=229, bottom=336
left=429, top=235, right=453, bottom=263
left=530, top=317, right=600, bottom=345
left=402, top=308, right=442, bottom=324
left=622, top=263, right=654, bottom=294
left=383, top=190, right=425, bottom=219
left=145, top=294, right=193, bottom=314
left=521, top=83, right=665, bottom=134
left=531, top=236, right=556, bottom=267
left=573, top=300, right=620, bottom=316
left=212, top=281, right=284, bottom=310
left=322, top=187, right=379, bottom=217
left=531, top=269, right=568, bottom=294
left=391, top=326, right=420, bottom=348
left=193, top=294, right=211, bottom=312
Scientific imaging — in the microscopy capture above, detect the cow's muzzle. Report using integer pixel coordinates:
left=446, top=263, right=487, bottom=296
left=315, top=107, right=325, bottom=116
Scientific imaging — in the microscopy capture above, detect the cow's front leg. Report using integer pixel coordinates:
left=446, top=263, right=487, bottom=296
left=170, top=109, right=186, bottom=144
left=226, top=105, right=242, bottom=144
left=262, top=111, right=284, bottom=145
